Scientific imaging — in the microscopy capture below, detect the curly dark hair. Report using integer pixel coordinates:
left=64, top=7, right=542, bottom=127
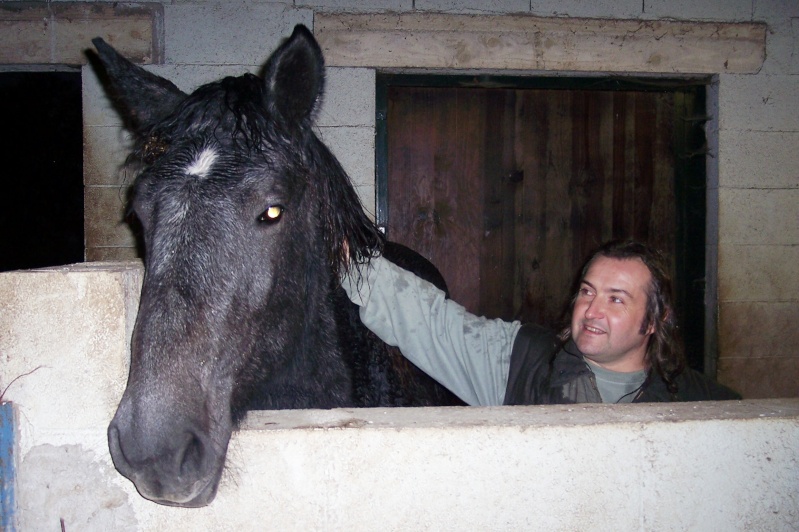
left=560, top=240, right=686, bottom=396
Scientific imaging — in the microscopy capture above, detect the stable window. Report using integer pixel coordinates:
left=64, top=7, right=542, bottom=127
left=0, top=71, right=83, bottom=272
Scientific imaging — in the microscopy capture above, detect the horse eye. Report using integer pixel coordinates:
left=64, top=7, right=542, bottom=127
left=258, top=205, right=284, bottom=223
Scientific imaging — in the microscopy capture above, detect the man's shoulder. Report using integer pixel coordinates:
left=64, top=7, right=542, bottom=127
left=503, top=324, right=561, bottom=405
left=638, top=366, right=742, bottom=402
left=673, top=367, right=742, bottom=401
left=512, top=323, right=559, bottom=356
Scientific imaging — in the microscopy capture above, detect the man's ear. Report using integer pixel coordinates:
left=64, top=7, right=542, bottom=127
left=646, top=309, right=671, bottom=336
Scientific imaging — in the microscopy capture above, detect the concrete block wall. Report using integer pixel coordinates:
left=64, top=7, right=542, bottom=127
left=1, top=264, right=798, bottom=530
left=713, top=1, right=799, bottom=398
left=0, top=1, right=796, bottom=393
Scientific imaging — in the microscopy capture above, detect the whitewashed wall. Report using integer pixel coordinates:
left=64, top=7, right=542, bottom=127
left=1, top=264, right=797, bottom=530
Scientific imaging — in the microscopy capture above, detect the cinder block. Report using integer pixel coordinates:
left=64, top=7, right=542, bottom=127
left=532, top=0, right=642, bottom=18
left=315, top=124, right=377, bottom=213
left=718, top=243, right=799, bottom=301
left=719, top=130, right=799, bottom=189
left=415, top=0, right=530, bottom=14
left=718, top=357, right=799, bottom=398
left=719, top=73, right=799, bottom=131
left=163, top=4, right=312, bottom=65
left=719, top=188, right=799, bottom=245
left=86, top=247, right=140, bottom=262
left=759, top=15, right=799, bottom=74
left=143, top=63, right=255, bottom=93
left=353, top=184, right=377, bottom=220
left=297, top=0, right=412, bottom=11
left=82, top=63, right=125, bottom=128
left=644, top=0, right=752, bottom=21
left=316, top=126, right=375, bottom=190
left=83, top=125, right=135, bottom=187
left=754, top=0, right=799, bottom=19
left=317, top=67, right=376, bottom=127
left=719, top=301, right=797, bottom=359
left=84, top=186, right=136, bottom=249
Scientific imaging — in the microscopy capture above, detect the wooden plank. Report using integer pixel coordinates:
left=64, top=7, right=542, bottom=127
left=387, top=86, right=487, bottom=312
left=316, top=13, right=765, bottom=74
left=479, top=90, right=518, bottom=320
left=633, top=92, right=656, bottom=242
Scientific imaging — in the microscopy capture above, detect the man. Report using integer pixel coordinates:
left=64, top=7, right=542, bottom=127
left=342, top=240, right=739, bottom=405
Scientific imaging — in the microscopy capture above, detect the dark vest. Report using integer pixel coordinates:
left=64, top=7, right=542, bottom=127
left=503, top=324, right=741, bottom=405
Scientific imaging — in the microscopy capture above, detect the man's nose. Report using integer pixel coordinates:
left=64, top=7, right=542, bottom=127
left=584, top=298, right=604, bottom=319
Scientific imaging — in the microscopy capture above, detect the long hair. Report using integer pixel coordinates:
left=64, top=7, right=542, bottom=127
left=560, top=240, right=686, bottom=395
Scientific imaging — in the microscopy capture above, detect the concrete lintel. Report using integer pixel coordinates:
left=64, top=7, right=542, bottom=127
left=315, top=13, right=766, bottom=74
left=0, top=2, right=162, bottom=65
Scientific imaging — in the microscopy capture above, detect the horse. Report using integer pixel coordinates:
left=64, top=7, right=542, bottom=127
left=93, top=25, right=462, bottom=508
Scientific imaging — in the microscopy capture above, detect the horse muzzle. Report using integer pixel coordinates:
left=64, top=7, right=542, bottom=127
left=107, top=400, right=230, bottom=507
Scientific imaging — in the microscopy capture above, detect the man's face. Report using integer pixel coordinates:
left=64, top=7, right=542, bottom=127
left=570, top=256, right=654, bottom=372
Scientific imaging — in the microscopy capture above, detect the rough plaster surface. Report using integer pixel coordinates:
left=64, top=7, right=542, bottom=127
left=17, top=444, right=137, bottom=531
left=33, top=401, right=799, bottom=531
left=0, top=263, right=143, bottom=454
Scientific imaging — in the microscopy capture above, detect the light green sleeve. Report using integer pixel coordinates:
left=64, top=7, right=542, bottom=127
left=341, top=256, right=520, bottom=406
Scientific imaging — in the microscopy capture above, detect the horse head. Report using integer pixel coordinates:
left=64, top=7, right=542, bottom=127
left=97, top=25, right=380, bottom=507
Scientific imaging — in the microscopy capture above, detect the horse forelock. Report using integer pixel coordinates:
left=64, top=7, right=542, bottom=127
left=130, top=74, right=289, bottom=165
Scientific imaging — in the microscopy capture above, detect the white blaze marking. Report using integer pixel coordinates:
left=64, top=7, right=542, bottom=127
left=186, top=148, right=218, bottom=178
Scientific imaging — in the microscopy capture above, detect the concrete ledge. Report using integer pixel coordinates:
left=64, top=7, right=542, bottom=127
left=2, top=264, right=798, bottom=530
left=207, top=401, right=799, bottom=530
left=315, top=13, right=766, bottom=73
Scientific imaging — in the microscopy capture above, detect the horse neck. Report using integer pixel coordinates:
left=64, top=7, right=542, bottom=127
left=256, top=252, right=354, bottom=409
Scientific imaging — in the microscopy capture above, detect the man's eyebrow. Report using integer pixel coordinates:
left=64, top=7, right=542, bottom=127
left=608, top=287, right=635, bottom=299
left=580, top=279, right=635, bottom=299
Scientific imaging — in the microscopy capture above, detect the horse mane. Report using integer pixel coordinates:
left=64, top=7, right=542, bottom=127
left=306, top=135, right=385, bottom=280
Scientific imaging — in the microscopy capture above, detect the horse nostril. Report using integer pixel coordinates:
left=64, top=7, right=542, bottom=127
left=107, top=424, right=133, bottom=475
left=177, top=432, right=207, bottom=477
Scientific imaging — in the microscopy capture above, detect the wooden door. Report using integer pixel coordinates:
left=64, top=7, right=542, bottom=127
left=381, top=80, right=705, bottom=367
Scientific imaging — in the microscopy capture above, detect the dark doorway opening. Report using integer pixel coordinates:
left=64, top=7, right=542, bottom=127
left=0, top=71, right=83, bottom=272
left=377, top=74, right=709, bottom=372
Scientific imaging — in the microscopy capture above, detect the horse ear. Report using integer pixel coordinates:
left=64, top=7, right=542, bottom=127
left=262, top=25, right=324, bottom=124
left=91, top=38, right=187, bottom=134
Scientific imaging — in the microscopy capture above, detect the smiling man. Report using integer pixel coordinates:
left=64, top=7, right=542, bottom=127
left=343, top=239, right=740, bottom=405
